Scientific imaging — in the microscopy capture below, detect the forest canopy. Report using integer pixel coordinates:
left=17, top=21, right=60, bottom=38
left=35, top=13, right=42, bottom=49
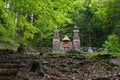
left=0, top=0, right=120, bottom=52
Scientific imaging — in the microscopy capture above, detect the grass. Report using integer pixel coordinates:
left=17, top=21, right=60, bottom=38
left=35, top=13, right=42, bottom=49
left=45, top=52, right=65, bottom=56
left=86, top=52, right=120, bottom=59
left=36, top=51, right=120, bottom=58
left=0, top=42, right=19, bottom=51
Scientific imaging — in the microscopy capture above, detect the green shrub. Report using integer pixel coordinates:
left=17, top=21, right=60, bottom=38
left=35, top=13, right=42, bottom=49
left=103, top=34, right=120, bottom=52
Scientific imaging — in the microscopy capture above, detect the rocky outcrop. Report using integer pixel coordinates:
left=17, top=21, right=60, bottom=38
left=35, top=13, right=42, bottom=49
left=0, top=50, right=42, bottom=80
left=0, top=50, right=119, bottom=80
left=109, top=58, right=120, bottom=66
left=38, top=54, right=120, bottom=80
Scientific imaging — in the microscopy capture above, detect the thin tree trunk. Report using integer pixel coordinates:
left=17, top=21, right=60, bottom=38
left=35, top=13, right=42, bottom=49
left=88, top=32, right=91, bottom=47
left=12, top=0, right=14, bottom=11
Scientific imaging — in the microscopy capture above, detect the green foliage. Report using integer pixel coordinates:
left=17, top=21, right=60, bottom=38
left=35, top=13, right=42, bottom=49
left=1, top=0, right=120, bottom=50
left=46, top=52, right=65, bottom=56
left=29, top=0, right=83, bottom=47
left=91, top=0, right=120, bottom=35
left=104, top=34, right=120, bottom=52
left=86, top=52, right=120, bottom=60
left=0, top=1, right=17, bottom=47
left=1, top=0, right=84, bottom=48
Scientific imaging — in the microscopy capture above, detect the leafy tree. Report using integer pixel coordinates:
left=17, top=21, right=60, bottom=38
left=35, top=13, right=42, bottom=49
left=91, top=0, right=120, bottom=38
left=104, top=34, right=120, bottom=52
left=30, top=0, right=83, bottom=47
left=0, top=0, right=84, bottom=48
left=69, top=0, right=106, bottom=47
left=0, top=0, right=17, bottom=47
left=1, top=0, right=120, bottom=50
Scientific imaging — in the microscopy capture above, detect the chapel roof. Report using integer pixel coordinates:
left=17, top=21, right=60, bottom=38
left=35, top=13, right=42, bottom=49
left=62, top=35, right=71, bottom=42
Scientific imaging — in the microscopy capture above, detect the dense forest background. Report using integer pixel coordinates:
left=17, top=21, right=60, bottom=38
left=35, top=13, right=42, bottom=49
left=0, top=0, right=120, bottom=50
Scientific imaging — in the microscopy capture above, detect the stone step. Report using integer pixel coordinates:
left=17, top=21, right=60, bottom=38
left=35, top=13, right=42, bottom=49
left=0, top=63, right=18, bottom=65
left=0, top=53, right=24, bottom=58
left=0, top=60, right=20, bottom=63
left=0, top=69, right=18, bottom=76
left=0, top=69, right=18, bottom=71
left=0, top=52, right=15, bottom=54
left=0, top=56, right=22, bottom=59
left=0, top=64, right=19, bottom=69
left=0, top=76, right=17, bottom=80
left=0, top=56, right=39, bottom=60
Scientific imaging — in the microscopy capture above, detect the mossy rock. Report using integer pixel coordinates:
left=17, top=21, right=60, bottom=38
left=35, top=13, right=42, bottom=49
left=38, top=71, right=44, bottom=76
left=67, top=50, right=82, bottom=54
left=93, top=77, right=110, bottom=80
left=92, top=54, right=113, bottom=60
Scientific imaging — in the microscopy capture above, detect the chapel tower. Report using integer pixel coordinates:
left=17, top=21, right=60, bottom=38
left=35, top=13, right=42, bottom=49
left=53, top=27, right=60, bottom=52
left=73, top=26, right=80, bottom=51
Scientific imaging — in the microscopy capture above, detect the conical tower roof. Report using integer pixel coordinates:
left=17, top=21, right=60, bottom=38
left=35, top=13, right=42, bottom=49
left=62, top=35, right=71, bottom=42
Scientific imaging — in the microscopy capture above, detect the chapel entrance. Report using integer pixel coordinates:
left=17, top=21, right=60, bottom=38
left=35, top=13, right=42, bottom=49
left=60, top=35, right=72, bottom=53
